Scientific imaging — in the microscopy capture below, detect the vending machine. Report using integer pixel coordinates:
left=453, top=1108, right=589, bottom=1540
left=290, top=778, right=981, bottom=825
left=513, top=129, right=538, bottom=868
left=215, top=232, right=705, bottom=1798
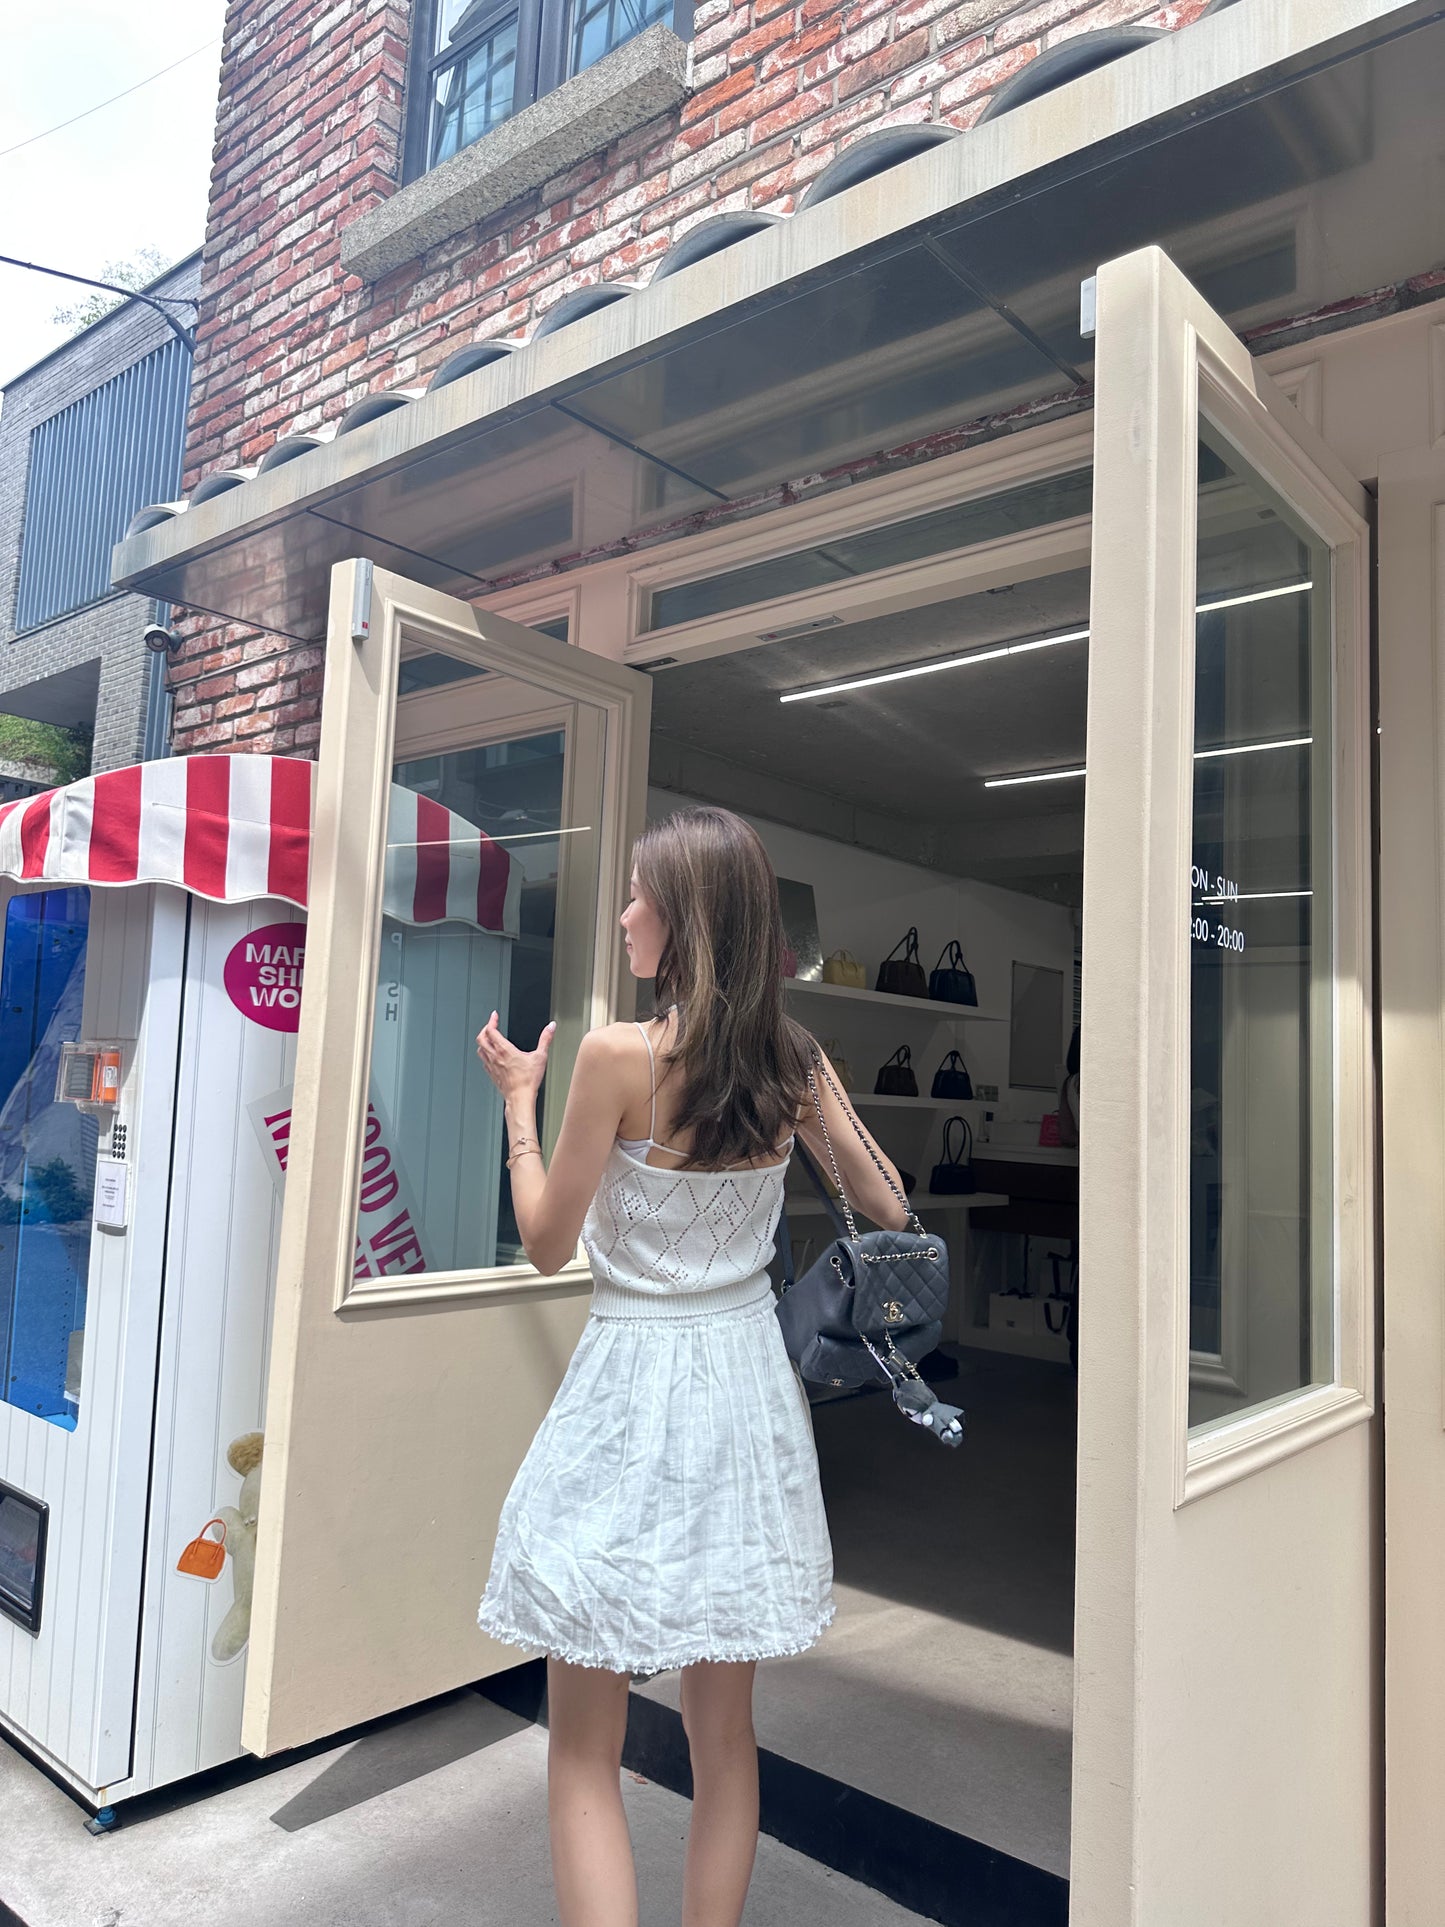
left=0, top=756, right=517, bottom=1811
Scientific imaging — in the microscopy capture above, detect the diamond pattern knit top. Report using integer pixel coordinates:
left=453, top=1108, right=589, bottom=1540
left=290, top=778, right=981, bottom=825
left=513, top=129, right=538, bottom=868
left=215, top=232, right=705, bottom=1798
left=581, top=1024, right=793, bottom=1320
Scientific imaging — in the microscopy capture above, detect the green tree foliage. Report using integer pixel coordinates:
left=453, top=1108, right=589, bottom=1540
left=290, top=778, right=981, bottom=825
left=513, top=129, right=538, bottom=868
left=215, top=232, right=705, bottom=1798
left=22, top=1158, right=90, bottom=1226
left=50, top=247, right=172, bottom=335
left=0, top=714, right=92, bottom=785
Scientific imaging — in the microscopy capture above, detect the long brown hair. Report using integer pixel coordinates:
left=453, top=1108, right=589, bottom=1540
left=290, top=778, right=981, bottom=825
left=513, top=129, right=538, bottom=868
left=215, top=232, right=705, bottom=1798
left=633, top=806, right=814, bottom=1169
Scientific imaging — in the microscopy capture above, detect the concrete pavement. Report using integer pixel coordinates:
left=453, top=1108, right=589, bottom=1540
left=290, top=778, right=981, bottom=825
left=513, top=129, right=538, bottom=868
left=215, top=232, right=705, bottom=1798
left=0, top=1689, right=931, bottom=1927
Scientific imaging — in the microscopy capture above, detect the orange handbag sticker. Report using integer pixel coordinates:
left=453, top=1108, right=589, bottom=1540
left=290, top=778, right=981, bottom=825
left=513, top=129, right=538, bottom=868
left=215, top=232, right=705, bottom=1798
left=177, top=1519, right=227, bottom=1580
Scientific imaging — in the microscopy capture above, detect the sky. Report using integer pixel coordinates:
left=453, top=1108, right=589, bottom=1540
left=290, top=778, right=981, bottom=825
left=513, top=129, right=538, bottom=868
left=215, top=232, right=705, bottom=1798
left=0, top=1, right=229, bottom=387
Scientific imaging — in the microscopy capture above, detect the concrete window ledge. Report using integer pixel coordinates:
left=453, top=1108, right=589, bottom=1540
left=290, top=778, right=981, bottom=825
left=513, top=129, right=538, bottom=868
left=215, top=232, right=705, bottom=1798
left=341, top=25, right=691, bottom=282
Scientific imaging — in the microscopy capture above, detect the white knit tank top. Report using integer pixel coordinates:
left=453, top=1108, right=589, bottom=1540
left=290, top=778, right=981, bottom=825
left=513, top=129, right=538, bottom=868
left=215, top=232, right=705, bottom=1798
left=581, top=1024, right=792, bottom=1320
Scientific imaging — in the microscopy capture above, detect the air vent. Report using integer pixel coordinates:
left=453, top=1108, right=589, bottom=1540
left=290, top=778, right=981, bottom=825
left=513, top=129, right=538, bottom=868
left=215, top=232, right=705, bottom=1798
left=640, top=656, right=678, bottom=670
left=756, top=615, right=844, bottom=643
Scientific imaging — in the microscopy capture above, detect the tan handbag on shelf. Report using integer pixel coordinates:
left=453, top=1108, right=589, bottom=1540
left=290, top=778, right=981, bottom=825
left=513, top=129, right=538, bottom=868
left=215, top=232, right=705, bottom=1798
left=821, top=948, right=867, bottom=989
left=818, top=1038, right=855, bottom=1095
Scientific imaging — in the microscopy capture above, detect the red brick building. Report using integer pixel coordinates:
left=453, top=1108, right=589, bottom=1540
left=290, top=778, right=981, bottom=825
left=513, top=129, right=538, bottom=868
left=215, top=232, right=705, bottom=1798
left=171, top=0, right=1217, bottom=755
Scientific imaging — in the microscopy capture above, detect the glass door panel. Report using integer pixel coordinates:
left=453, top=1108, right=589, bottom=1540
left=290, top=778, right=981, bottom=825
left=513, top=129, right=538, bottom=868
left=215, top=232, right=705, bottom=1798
left=354, top=725, right=574, bottom=1280
left=1188, top=422, right=1336, bottom=1428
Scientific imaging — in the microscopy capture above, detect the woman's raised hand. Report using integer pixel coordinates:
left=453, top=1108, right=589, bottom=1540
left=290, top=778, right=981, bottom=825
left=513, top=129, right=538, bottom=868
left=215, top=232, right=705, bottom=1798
left=475, top=1011, right=556, bottom=1098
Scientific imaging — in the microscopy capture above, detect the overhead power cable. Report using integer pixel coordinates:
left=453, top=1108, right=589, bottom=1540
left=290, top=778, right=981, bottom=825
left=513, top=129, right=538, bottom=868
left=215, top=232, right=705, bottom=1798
left=0, top=37, right=221, bottom=160
left=0, top=255, right=197, bottom=352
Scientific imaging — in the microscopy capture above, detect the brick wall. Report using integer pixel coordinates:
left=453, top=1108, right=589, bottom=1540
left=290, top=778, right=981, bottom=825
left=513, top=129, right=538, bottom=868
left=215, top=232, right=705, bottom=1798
left=172, top=0, right=1210, bottom=754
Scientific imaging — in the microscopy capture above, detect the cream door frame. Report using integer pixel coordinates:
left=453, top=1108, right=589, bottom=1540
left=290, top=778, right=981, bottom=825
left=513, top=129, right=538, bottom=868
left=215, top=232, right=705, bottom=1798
left=277, top=561, right=650, bottom=1320
left=1074, top=245, right=1375, bottom=1927
left=611, top=417, right=1094, bottom=673
left=243, top=560, right=651, bottom=1756
left=1377, top=442, right=1445, bottom=1925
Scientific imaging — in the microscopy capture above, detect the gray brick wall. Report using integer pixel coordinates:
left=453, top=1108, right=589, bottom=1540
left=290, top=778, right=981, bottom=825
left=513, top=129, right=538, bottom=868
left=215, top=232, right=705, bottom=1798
left=0, top=254, right=201, bottom=774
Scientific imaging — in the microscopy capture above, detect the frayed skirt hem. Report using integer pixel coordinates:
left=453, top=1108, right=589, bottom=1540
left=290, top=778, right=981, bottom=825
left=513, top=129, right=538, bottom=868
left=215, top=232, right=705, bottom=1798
left=475, top=1600, right=836, bottom=1675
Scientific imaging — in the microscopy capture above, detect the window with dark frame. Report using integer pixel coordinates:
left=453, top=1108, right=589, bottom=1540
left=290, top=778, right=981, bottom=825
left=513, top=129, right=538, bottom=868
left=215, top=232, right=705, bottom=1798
left=404, top=0, right=689, bottom=182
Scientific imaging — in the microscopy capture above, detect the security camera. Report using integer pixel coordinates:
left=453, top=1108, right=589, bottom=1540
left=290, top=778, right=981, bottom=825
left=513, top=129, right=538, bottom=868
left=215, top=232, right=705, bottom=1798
left=144, top=624, right=181, bottom=654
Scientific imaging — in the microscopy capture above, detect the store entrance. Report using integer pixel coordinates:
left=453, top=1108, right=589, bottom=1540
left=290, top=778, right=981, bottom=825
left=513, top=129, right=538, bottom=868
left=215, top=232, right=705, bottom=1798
left=630, top=564, right=1092, bottom=1879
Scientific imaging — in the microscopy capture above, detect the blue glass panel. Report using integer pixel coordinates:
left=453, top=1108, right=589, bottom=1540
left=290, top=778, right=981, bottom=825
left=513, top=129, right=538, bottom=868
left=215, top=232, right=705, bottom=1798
left=570, top=0, right=667, bottom=74
left=0, top=890, right=95, bottom=1430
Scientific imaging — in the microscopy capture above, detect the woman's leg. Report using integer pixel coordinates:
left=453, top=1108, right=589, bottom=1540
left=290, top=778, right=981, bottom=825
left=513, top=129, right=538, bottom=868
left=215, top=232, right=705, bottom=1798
left=546, top=1658, right=637, bottom=1927
left=679, top=1660, right=760, bottom=1927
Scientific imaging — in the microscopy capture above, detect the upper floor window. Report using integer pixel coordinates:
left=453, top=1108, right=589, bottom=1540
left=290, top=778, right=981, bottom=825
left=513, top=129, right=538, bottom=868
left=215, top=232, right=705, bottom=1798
left=14, top=338, right=190, bottom=634
left=405, top=0, right=685, bottom=181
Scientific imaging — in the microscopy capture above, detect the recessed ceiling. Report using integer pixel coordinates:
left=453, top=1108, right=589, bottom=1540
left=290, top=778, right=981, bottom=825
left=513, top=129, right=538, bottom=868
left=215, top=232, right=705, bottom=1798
left=648, top=570, right=1092, bottom=902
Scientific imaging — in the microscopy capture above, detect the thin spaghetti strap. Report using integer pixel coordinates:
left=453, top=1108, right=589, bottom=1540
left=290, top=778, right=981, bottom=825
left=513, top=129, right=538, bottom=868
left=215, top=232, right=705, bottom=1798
left=635, top=1021, right=659, bottom=1144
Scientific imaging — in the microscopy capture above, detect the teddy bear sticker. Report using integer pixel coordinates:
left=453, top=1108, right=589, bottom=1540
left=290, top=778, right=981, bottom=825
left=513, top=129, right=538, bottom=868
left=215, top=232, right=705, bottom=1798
left=175, top=1431, right=263, bottom=1664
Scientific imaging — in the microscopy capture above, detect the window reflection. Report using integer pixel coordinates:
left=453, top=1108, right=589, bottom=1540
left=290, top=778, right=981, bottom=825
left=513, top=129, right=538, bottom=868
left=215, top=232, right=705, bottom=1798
left=0, top=889, right=95, bottom=1429
left=360, top=732, right=566, bottom=1276
left=1188, top=419, right=1333, bottom=1430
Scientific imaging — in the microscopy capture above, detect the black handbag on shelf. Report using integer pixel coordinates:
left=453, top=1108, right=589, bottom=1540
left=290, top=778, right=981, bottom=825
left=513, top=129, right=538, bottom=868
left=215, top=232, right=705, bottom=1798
left=876, top=926, right=929, bottom=998
left=930, top=1115, right=977, bottom=1195
left=929, top=940, right=978, bottom=1007
left=774, top=1057, right=964, bottom=1446
left=930, top=1050, right=974, bottom=1101
left=874, top=1045, right=919, bottom=1097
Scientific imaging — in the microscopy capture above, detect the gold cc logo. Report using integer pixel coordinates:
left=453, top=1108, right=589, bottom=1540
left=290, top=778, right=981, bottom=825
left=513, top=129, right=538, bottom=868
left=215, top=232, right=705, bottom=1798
left=883, top=1300, right=905, bottom=1323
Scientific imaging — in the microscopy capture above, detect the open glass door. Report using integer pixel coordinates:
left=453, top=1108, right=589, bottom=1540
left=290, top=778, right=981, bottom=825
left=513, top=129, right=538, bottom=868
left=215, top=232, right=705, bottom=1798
left=1073, top=248, right=1374, bottom=1924
left=242, top=563, right=650, bottom=1757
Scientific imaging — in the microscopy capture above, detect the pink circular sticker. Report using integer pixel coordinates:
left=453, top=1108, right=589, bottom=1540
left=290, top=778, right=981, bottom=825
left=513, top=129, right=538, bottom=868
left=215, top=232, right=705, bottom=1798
left=224, top=920, right=308, bottom=1031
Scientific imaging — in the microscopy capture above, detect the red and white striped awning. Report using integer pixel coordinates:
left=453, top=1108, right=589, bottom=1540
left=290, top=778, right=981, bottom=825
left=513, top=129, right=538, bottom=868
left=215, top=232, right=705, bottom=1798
left=0, top=756, right=520, bottom=936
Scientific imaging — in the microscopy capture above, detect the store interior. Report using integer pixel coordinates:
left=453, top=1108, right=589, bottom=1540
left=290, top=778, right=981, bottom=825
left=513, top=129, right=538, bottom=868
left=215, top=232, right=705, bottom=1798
left=630, top=566, right=1093, bottom=1878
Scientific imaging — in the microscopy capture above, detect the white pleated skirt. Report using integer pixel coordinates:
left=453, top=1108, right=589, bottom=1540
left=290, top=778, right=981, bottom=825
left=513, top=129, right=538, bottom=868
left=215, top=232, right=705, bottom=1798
left=477, top=1283, right=835, bottom=1674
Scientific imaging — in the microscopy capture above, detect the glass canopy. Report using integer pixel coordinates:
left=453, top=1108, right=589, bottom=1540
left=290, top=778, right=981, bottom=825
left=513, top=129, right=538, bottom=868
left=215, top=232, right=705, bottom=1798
left=114, top=2, right=1445, bottom=641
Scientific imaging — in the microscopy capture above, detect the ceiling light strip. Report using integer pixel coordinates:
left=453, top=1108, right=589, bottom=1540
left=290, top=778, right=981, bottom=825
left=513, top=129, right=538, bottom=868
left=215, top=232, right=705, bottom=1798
left=1195, top=580, right=1313, bottom=615
left=779, top=580, right=1314, bottom=705
left=778, top=627, right=1090, bottom=704
left=983, top=766, right=1087, bottom=789
left=983, top=732, right=1311, bottom=789
left=1193, top=734, right=1312, bottom=761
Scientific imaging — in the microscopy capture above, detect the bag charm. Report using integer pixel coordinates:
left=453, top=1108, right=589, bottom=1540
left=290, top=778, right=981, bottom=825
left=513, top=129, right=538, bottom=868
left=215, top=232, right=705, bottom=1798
left=928, top=941, right=978, bottom=1007
left=774, top=1057, right=964, bottom=1446
left=176, top=1518, right=227, bottom=1581
left=875, top=927, right=928, bottom=999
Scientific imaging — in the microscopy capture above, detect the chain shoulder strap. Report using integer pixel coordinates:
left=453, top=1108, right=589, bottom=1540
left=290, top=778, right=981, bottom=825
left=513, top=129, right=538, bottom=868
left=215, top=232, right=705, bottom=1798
left=806, top=1051, right=926, bottom=1239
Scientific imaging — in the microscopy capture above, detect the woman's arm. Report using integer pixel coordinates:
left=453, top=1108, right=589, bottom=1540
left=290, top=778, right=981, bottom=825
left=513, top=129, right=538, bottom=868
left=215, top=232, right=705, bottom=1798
left=475, top=1017, right=629, bottom=1276
left=794, top=1045, right=911, bottom=1231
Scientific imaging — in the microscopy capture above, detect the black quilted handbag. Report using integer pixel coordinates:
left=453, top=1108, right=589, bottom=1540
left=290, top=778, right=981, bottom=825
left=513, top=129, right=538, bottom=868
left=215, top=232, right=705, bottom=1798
left=930, top=1115, right=977, bottom=1194
left=874, top=1045, right=918, bottom=1096
left=929, top=940, right=978, bottom=1006
left=774, top=1057, right=964, bottom=1445
left=930, top=1050, right=973, bottom=1101
left=876, top=926, right=928, bottom=998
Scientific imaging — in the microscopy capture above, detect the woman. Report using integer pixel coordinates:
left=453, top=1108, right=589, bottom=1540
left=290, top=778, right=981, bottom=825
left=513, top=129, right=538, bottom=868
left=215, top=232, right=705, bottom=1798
left=475, top=805, right=909, bottom=1927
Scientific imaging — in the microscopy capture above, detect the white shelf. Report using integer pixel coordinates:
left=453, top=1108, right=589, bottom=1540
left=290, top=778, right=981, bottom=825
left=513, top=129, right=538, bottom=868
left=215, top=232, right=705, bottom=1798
left=846, top=1092, right=967, bottom=1110
left=785, top=979, right=1003, bottom=1020
left=781, top=1190, right=1009, bottom=1217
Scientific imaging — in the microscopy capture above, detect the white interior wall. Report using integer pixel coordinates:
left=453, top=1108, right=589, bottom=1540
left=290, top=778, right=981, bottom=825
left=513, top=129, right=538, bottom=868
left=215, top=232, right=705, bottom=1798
left=648, top=784, right=1077, bottom=1172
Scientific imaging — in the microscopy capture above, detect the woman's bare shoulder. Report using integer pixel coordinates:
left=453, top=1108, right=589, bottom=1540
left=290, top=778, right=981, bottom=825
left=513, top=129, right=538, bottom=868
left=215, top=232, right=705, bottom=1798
left=579, top=1021, right=646, bottom=1054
